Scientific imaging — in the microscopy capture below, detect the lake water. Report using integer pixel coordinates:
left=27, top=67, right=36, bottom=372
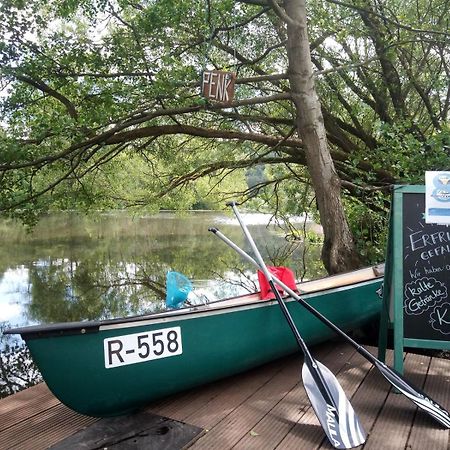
left=0, top=210, right=324, bottom=397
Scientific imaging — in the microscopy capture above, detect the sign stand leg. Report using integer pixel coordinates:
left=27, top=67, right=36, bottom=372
left=377, top=306, right=389, bottom=363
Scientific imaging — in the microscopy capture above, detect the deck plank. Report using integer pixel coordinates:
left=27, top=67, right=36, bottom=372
left=148, top=352, right=292, bottom=425
left=406, top=354, right=450, bottom=450
left=233, top=341, right=362, bottom=450
left=1, top=342, right=449, bottom=450
left=0, top=383, right=59, bottom=433
left=1, top=403, right=96, bottom=450
left=178, top=357, right=295, bottom=431
left=326, top=348, right=395, bottom=449
left=185, top=342, right=337, bottom=433
left=362, top=352, right=431, bottom=450
left=187, top=358, right=302, bottom=449
left=189, top=341, right=356, bottom=449
left=274, top=344, right=369, bottom=450
left=147, top=354, right=291, bottom=428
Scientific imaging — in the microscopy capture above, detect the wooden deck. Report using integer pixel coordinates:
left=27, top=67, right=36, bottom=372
left=1, top=341, right=449, bottom=449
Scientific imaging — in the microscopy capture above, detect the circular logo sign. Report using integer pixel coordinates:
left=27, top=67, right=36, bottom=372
left=433, top=173, right=450, bottom=188
left=432, top=188, right=450, bottom=202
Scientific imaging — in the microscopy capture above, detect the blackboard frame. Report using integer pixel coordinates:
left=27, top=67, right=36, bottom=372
left=378, top=185, right=450, bottom=374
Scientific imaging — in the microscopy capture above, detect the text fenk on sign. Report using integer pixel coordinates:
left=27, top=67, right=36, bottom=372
left=201, top=70, right=236, bottom=104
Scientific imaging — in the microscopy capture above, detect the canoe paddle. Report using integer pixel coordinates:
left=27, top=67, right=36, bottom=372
left=209, top=226, right=450, bottom=429
left=224, top=202, right=366, bottom=449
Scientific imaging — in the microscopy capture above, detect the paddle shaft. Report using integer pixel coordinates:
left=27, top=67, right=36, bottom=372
left=209, top=226, right=379, bottom=366
left=210, top=225, right=450, bottom=429
left=226, top=202, right=338, bottom=406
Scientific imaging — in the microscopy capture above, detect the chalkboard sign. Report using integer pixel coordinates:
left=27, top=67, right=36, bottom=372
left=378, top=185, right=450, bottom=374
left=402, top=192, right=450, bottom=340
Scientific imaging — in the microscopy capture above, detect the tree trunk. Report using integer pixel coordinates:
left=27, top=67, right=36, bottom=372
left=283, top=0, right=361, bottom=274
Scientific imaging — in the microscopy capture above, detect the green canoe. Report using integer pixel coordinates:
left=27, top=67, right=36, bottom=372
left=5, top=265, right=384, bottom=417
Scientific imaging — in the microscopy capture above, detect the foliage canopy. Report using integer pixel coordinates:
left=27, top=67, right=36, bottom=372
left=0, top=0, right=449, bottom=263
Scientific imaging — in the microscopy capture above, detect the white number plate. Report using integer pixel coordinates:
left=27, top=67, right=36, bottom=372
left=104, top=326, right=182, bottom=369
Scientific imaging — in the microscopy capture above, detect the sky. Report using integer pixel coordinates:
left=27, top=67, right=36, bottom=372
left=0, top=267, right=31, bottom=327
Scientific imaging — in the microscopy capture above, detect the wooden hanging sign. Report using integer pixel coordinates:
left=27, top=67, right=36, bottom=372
left=201, top=70, right=236, bottom=104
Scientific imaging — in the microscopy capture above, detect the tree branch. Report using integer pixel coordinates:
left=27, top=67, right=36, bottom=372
left=104, top=124, right=303, bottom=147
left=13, top=73, right=79, bottom=121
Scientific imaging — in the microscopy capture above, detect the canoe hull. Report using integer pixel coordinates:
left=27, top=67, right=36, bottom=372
left=22, top=276, right=382, bottom=417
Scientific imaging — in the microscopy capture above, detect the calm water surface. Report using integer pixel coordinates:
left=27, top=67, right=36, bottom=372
left=0, top=210, right=324, bottom=396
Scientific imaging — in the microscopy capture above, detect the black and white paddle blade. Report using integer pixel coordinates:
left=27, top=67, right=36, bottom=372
left=302, top=361, right=366, bottom=449
left=375, top=360, right=450, bottom=428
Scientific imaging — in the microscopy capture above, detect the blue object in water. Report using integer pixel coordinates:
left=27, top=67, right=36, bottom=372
left=166, top=271, right=193, bottom=308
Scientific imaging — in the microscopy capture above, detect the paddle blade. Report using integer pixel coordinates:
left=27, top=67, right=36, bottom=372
left=375, top=360, right=450, bottom=428
left=302, top=360, right=366, bottom=449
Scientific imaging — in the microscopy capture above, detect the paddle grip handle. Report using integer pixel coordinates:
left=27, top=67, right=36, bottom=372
left=225, top=201, right=240, bottom=207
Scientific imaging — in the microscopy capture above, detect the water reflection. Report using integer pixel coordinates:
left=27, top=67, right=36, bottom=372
left=0, top=211, right=323, bottom=328
left=0, top=211, right=324, bottom=397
